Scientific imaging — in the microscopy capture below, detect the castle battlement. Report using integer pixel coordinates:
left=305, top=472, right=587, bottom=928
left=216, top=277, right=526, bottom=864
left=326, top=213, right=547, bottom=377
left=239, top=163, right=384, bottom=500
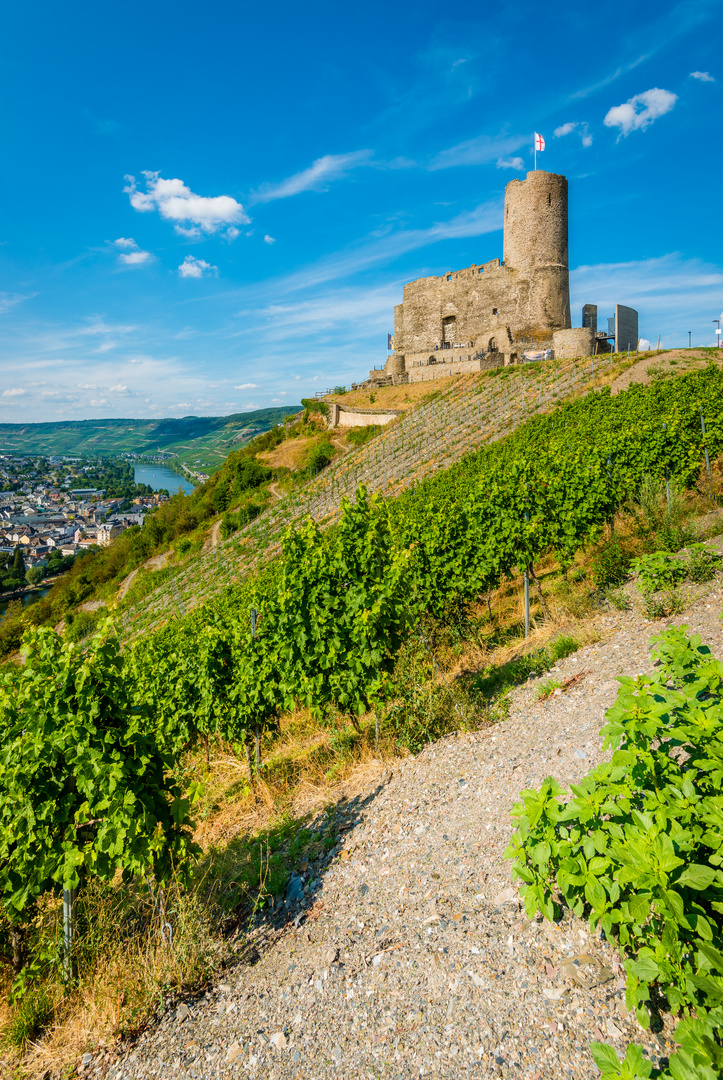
left=370, top=171, right=576, bottom=382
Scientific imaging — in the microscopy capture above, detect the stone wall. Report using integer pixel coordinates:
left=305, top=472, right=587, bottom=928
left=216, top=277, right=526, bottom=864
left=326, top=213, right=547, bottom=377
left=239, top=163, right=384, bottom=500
left=552, top=327, right=594, bottom=359
left=328, top=404, right=400, bottom=429
left=406, top=357, right=501, bottom=383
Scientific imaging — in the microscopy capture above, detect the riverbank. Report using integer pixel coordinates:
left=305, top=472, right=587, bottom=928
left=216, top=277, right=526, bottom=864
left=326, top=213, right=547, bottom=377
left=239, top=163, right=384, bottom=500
left=0, top=581, right=56, bottom=620
left=133, top=464, right=196, bottom=495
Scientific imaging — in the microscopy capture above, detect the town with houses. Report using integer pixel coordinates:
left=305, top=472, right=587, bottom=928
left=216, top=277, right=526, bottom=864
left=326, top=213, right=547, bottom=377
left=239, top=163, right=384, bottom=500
left=0, top=454, right=169, bottom=593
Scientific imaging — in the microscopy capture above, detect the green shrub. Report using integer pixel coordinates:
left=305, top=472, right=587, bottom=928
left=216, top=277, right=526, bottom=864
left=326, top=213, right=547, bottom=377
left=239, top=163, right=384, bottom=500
left=300, top=399, right=329, bottom=418
left=64, top=608, right=101, bottom=643
left=632, top=474, right=692, bottom=552
left=506, top=624, right=723, bottom=1077
left=305, top=440, right=334, bottom=475
left=346, top=424, right=382, bottom=448
left=632, top=551, right=687, bottom=594
left=220, top=511, right=238, bottom=540
left=687, top=542, right=720, bottom=583
left=591, top=537, right=633, bottom=588
left=387, top=638, right=468, bottom=753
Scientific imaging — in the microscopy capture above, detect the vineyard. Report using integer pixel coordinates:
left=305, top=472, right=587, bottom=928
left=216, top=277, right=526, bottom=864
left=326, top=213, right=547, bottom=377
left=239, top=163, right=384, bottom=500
left=3, top=355, right=723, bottom=1075
left=118, top=352, right=629, bottom=637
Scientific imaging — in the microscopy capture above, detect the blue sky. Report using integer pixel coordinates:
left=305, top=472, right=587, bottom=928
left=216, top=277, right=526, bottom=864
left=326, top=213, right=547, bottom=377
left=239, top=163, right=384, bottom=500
left=0, top=0, right=720, bottom=422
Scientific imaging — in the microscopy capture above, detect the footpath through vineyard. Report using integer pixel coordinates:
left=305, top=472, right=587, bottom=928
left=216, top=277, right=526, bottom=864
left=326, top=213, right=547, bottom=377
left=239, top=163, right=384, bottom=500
left=99, top=549, right=723, bottom=1080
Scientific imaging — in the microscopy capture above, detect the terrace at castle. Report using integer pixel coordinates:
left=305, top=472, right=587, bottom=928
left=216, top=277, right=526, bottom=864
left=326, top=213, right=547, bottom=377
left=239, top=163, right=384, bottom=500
left=369, top=170, right=597, bottom=386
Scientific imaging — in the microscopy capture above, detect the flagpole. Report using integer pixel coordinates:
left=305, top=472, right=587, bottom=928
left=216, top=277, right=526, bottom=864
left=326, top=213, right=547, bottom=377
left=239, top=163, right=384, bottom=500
left=534, top=138, right=536, bottom=171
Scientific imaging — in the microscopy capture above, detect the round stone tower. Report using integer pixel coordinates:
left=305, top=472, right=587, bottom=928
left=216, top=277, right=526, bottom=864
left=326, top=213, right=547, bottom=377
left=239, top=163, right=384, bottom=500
left=503, top=171, right=571, bottom=332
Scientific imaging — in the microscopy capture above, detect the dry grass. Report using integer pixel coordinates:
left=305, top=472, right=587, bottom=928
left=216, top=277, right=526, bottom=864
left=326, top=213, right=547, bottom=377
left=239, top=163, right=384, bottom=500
left=608, top=349, right=720, bottom=396
left=325, top=381, right=441, bottom=411
left=257, top=435, right=318, bottom=470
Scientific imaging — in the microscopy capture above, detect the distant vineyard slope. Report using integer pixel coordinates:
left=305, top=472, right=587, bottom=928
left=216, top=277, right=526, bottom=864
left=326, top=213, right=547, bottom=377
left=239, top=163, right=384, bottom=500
left=0, top=407, right=301, bottom=473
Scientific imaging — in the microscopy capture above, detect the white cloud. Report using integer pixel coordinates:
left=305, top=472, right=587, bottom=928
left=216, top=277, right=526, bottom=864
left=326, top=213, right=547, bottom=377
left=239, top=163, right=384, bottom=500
left=3, top=388, right=25, bottom=397
left=178, top=255, right=218, bottom=279
left=496, top=156, right=524, bottom=170
left=234, top=382, right=259, bottom=389
left=90, top=399, right=109, bottom=407
left=429, top=133, right=527, bottom=170
left=124, top=172, right=249, bottom=237
left=264, top=234, right=276, bottom=244
left=603, top=87, right=677, bottom=136
left=118, top=250, right=153, bottom=266
left=225, top=226, right=240, bottom=241
left=0, top=292, right=34, bottom=315
left=690, top=71, right=715, bottom=82
left=554, top=121, right=593, bottom=147
left=638, top=338, right=652, bottom=350
left=109, top=384, right=129, bottom=393
left=113, top=237, right=137, bottom=249
left=251, top=151, right=373, bottom=203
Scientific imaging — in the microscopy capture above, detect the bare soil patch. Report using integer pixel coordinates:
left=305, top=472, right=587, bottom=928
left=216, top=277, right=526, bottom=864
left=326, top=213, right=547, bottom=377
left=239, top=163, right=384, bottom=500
left=609, top=348, right=718, bottom=395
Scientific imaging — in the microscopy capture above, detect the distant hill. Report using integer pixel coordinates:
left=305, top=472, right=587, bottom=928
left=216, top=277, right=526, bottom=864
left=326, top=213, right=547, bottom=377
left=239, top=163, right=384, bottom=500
left=0, top=407, right=301, bottom=473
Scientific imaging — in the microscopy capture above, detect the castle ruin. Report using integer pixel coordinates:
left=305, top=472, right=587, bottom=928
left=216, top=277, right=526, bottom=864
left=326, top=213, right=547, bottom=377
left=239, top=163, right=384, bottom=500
left=363, top=170, right=626, bottom=388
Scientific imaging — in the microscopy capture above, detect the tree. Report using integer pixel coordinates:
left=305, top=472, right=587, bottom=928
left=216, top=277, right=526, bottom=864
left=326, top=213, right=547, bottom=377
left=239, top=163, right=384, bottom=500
left=11, top=545, right=25, bottom=578
left=26, top=566, right=44, bottom=586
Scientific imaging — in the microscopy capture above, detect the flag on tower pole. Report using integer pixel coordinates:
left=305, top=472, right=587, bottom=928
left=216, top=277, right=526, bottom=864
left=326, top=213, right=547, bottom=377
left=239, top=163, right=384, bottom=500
left=534, top=132, right=545, bottom=170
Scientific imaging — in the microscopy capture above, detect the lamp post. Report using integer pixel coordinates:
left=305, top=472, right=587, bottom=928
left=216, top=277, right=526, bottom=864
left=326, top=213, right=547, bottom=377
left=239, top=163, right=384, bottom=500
left=688, top=331, right=692, bottom=348
left=715, top=320, right=721, bottom=349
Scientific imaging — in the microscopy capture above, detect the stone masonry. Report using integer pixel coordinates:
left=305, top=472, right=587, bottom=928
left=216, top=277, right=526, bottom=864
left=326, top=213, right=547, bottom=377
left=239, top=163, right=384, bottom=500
left=353, top=170, right=640, bottom=391
left=383, top=171, right=571, bottom=377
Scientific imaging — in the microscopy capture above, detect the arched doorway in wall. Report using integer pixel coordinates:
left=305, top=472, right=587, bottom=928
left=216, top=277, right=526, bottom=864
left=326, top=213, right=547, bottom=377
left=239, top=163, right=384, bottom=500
left=488, top=336, right=497, bottom=352
left=442, top=316, right=456, bottom=349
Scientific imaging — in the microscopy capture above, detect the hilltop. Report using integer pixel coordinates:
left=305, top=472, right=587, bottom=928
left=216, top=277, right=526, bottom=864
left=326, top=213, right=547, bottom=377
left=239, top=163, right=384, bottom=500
left=0, top=406, right=300, bottom=473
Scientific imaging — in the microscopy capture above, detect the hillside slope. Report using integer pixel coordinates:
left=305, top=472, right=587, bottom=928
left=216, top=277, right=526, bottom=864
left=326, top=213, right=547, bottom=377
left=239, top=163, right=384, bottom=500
left=119, top=348, right=717, bottom=637
left=0, top=407, right=300, bottom=472
left=100, top=555, right=723, bottom=1080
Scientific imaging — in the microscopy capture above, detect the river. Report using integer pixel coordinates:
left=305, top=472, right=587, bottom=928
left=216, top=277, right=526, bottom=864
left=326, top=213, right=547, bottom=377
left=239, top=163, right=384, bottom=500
left=0, top=586, right=51, bottom=621
left=133, top=465, right=196, bottom=495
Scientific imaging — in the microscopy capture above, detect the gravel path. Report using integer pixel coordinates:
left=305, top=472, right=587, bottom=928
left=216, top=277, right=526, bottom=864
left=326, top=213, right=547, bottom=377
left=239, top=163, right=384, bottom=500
left=93, top=573, right=723, bottom=1080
